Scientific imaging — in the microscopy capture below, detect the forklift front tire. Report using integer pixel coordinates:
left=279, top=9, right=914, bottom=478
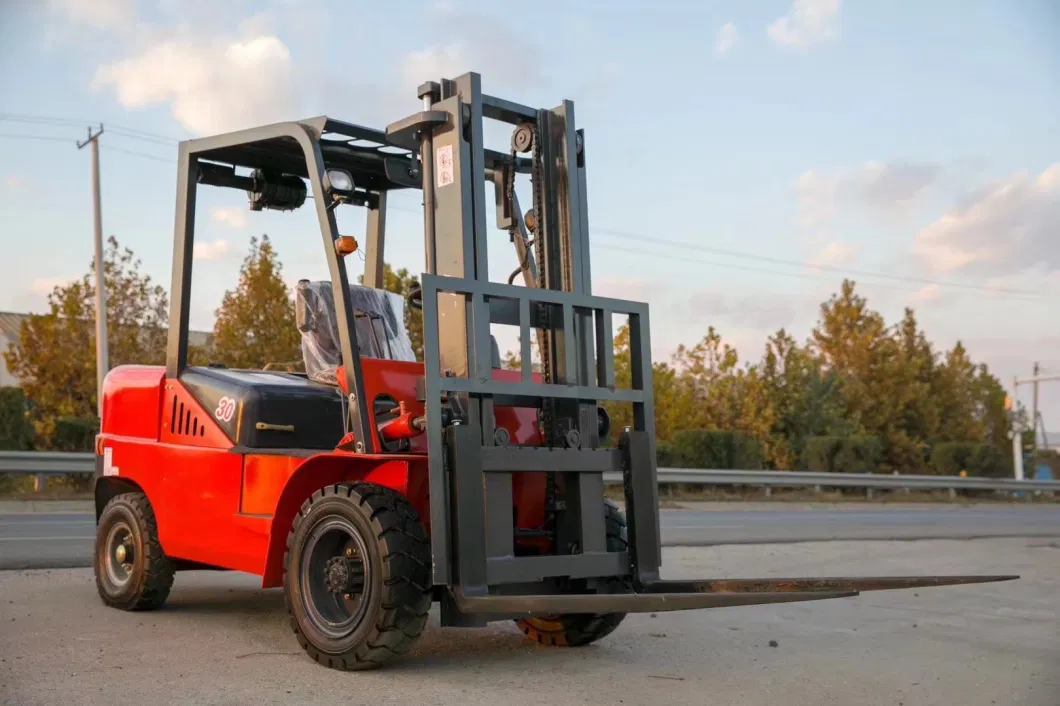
left=515, top=499, right=630, bottom=647
left=283, top=482, right=432, bottom=670
left=94, top=491, right=175, bottom=611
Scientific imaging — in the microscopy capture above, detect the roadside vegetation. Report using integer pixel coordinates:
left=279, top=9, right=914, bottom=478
left=2, top=236, right=1056, bottom=500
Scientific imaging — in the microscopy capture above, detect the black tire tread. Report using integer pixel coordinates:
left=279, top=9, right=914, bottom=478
left=516, top=499, right=630, bottom=647
left=283, top=482, right=432, bottom=671
left=94, top=491, right=175, bottom=611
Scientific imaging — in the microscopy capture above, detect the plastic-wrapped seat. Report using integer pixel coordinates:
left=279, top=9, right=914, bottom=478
left=295, top=279, right=417, bottom=386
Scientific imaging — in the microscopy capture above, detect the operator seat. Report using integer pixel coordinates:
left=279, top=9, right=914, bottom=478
left=294, top=279, right=502, bottom=387
left=295, top=279, right=418, bottom=385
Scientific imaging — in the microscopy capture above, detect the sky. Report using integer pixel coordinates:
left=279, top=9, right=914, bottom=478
left=0, top=0, right=1059, bottom=422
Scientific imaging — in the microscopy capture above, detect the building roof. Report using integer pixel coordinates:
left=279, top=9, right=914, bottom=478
left=0, top=311, right=212, bottom=348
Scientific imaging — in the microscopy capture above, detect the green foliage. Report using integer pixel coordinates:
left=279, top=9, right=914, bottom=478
left=52, top=417, right=99, bottom=452
left=0, top=387, right=35, bottom=450
left=5, top=233, right=1012, bottom=482
left=3, top=236, right=168, bottom=447
left=211, top=235, right=303, bottom=370
left=665, top=430, right=764, bottom=469
left=929, top=442, right=1007, bottom=477
left=803, top=435, right=882, bottom=474
left=833, top=435, right=883, bottom=474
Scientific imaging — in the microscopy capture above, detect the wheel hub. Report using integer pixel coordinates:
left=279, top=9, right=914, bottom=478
left=324, top=555, right=365, bottom=595
left=103, top=522, right=135, bottom=586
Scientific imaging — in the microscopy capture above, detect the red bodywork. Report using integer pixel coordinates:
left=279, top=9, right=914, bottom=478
left=97, top=361, right=547, bottom=589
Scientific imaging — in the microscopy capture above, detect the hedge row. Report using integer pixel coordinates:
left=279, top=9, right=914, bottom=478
left=929, top=442, right=1007, bottom=478
left=656, top=429, right=1011, bottom=477
left=0, top=385, right=1019, bottom=478
left=658, top=430, right=764, bottom=470
left=0, top=386, right=99, bottom=452
left=0, top=387, right=34, bottom=451
left=802, top=435, right=882, bottom=475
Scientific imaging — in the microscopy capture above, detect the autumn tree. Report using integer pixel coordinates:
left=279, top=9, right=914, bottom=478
left=3, top=236, right=168, bottom=444
left=669, top=327, right=775, bottom=447
left=211, top=235, right=302, bottom=369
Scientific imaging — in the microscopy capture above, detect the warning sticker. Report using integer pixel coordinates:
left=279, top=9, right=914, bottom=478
left=103, top=447, right=119, bottom=476
left=436, top=144, right=454, bottom=188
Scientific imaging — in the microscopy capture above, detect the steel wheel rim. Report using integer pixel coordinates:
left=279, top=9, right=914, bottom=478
left=299, top=516, right=373, bottom=640
left=103, top=520, right=135, bottom=587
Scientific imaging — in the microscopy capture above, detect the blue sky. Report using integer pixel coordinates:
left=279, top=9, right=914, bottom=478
left=1, top=0, right=1059, bottom=418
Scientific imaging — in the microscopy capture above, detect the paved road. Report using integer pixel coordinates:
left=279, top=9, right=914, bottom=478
left=2, top=504, right=1059, bottom=570
left=2, top=538, right=1056, bottom=705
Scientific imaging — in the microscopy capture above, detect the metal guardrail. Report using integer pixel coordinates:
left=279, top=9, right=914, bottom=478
left=0, top=451, right=97, bottom=475
left=0, top=451, right=1057, bottom=494
left=622, top=468, right=1060, bottom=493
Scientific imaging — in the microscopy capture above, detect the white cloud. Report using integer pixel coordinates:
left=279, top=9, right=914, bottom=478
left=400, top=44, right=537, bottom=99
left=715, top=23, right=740, bottom=56
left=193, top=239, right=233, bottom=261
left=808, top=241, right=856, bottom=268
left=30, top=277, right=72, bottom=296
left=210, top=206, right=250, bottom=230
left=855, top=161, right=940, bottom=212
left=794, top=160, right=941, bottom=230
left=92, top=33, right=297, bottom=135
left=682, top=290, right=799, bottom=332
left=768, top=0, right=841, bottom=51
left=48, top=0, right=136, bottom=31
left=913, top=164, right=1060, bottom=276
left=794, top=169, right=839, bottom=230
left=909, top=284, right=942, bottom=304
left=594, top=276, right=659, bottom=304
left=398, top=6, right=542, bottom=100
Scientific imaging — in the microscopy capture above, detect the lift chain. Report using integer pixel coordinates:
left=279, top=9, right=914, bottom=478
left=529, top=117, right=559, bottom=535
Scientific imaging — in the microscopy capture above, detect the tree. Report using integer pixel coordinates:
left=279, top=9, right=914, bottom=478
left=810, top=279, right=915, bottom=470
left=760, top=328, right=850, bottom=469
left=211, top=235, right=302, bottom=369
left=3, top=236, right=168, bottom=444
left=667, top=328, right=775, bottom=458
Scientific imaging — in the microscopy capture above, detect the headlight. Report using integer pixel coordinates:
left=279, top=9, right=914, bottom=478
left=325, top=168, right=355, bottom=194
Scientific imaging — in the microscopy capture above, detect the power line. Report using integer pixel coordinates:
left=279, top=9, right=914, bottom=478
left=598, top=242, right=1043, bottom=302
left=388, top=201, right=1041, bottom=300
left=0, top=116, right=1043, bottom=298
left=0, top=113, right=178, bottom=145
left=107, top=126, right=178, bottom=146
left=593, top=227, right=1038, bottom=296
left=0, top=133, right=76, bottom=143
left=104, top=144, right=175, bottom=163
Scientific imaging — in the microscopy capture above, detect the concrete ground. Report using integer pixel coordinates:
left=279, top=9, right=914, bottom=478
left=5, top=502, right=1060, bottom=570
left=1, top=537, right=1056, bottom=706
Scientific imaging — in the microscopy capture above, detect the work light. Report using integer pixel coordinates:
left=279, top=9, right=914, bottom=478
left=324, top=168, right=355, bottom=194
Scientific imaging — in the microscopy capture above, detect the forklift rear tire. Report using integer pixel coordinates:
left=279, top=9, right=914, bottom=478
left=515, top=499, right=629, bottom=647
left=283, top=482, right=432, bottom=671
left=94, top=491, right=175, bottom=611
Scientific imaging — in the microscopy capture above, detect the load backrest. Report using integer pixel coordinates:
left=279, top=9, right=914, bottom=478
left=295, top=279, right=417, bottom=385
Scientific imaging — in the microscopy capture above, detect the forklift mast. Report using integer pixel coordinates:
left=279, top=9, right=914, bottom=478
left=383, top=74, right=665, bottom=606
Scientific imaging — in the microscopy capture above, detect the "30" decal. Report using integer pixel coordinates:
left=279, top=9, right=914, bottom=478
left=214, top=396, right=236, bottom=423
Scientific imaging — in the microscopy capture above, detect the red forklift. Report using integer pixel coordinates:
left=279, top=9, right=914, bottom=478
left=92, top=72, right=1016, bottom=670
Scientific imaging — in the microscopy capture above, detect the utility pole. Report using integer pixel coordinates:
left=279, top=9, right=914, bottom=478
left=77, top=125, right=108, bottom=418
left=1006, top=393, right=1023, bottom=481
left=1031, top=361, right=1040, bottom=451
